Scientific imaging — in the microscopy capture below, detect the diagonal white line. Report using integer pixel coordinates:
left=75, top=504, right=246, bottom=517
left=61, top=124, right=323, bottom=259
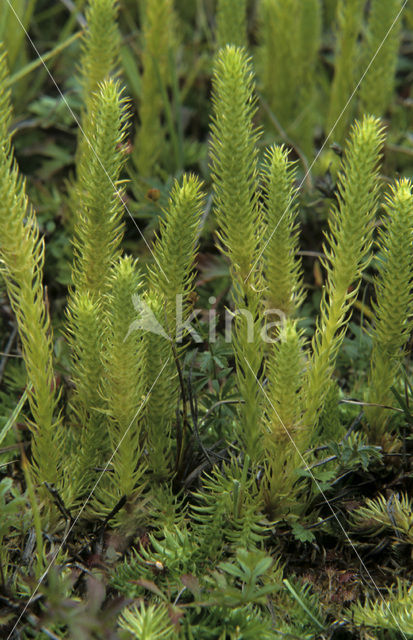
left=243, top=356, right=408, bottom=640
left=6, top=358, right=171, bottom=639
left=244, top=0, right=408, bottom=285
left=4, top=0, right=169, bottom=283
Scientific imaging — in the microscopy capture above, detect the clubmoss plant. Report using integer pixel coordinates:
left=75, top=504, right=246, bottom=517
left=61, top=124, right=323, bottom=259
left=350, top=579, right=413, bottom=634
left=2, top=2, right=413, bottom=630
left=262, top=320, right=307, bottom=517
left=0, top=50, right=63, bottom=487
left=257, top=0, right=301, bottom=132
left=65, top=291, right=105, bottom=502
left=327, top=0, right=363, bottom=145
left=66, top=79, right=129, bottom=499
left=259, top=146, right=306, bottom=513
left=69, top=0, right=121, bottom=219
left=134, top=0, right=178, bottom=177
left=265, top=322, right=306, bottom=445
left=210, top=46, right=262, bottom=286
left=317, top=379, right=343, bottom=440
left=145, top=175, right=205, bottom=478
left=141, top=292, right=175, bottom=480
left=119, top=602, right=175, bottom=640
left=210, top=45, right=265, bottom=458
left=216, top=0, right=248, bottom=48
left=352, top=492, right=413, bottom=542
left=191, top=456, right=268, bottom=562
left=257, top=0, right=321, bottom=154
left=365, top=179, right=413, bottom=447
left=359, top=0, right=404, bottom=118
left=148, top=175, right=205, bottom=334
left=407, top=3, right=413, bottom=29
left=79, top=0, right=120, bottom=114
left=297, top=0, right=322, bottom=155
left=92, top=257, right=147, bottom=524
left=303, top=116, right=385, bottom=439
left=261, top=145, right=304, bottom=318
left=70, top=79, right=129, bottom=298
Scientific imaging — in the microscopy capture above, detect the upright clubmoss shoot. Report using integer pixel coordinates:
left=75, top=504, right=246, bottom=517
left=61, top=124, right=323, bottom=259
left=210, top=45, right=265, bottom=458
left=303, top=116, right=385, bottom=440
left=66, top=80, right=130, bottom=501
left=365, top=179, right=413, bottom=447
left=134, top=0, right=178, bottom=176
left=359, top=0, right=404, bottom=118
left=327, top=0, right=363, bottom=144
left=261, top=145, right=304, bottom=318
left=0, top=51, right=63, bottom=488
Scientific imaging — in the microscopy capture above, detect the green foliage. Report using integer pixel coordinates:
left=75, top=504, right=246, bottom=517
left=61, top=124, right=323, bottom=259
left=281, top=578, right=327, bottom=635
left=141, top=293, right=176, bottom=480
left=0, top=477, right=27, bottom=587
left=261, top=145, right=303, bottom=317
left=148, top=174, right=205, bottom=333
left=112, top=516, right=279, bottom=637
left=303, top=116, right=385, bottom=439
left=0, top=477, right=26, bottom=545
left=210, top=45, right=262, bottom=287
left=69, top=0, right=121, bottom=225
left=113, top=523, right=197, bottom=600
left=80, top=0, right=120, bottom=109
left=144, top=176, right=204, bottom=478
left=297, top=0, right=323, bottom=155
left=70, top=79, right=129, bottom=298
left=229, top=289, right=266, bottom=459
left=216, top=0, right=247, bottom=48
left=257, top=0, right=301, bottom=134
left=365, top=179, right=413, bottom=446
left=326, top=431, right=382, bottom=471
left=0, top=50, right=63, bottom=486
left=359, top=0, right=404, bottom=118
left=265, top=321, right=305, bottom=442
left=323, top=0, right=339, bottom=27
left=186, top=606, right=275, bottom=639
left=0, top=0, right=36, bottom=73
left=92, top=257, right=147, bottom=523
left=327, top=0, right=364, bottom=144
left=210, top=46, right=264, bottom=457
left=65, top=291, right=106, bottom=501
left=191, top=457, right=268, bottom=560
left=352, top=492, right=413, bottom=543
left=119, top=602, right=175, bottom=640
left=350, top=579, right=413, bottom=635
left=317, top=379, right=343, bottom=440
left=204, top=548, right=277, bottom=606
left=65, top=79, right=129, bottom=500
left=257, top=0, right=321, bottom=153
left=262, top=320, right=306, bottom=516
left=134, top=0, right=178, bottom=177
left=1, top=2, right=413, bottom=637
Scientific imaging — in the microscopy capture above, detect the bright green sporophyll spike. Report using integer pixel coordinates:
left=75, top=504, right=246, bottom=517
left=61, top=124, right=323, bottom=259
left=0, top=50, right=63, bottom=488
left=303, top=116, right=385, bottom=440
left=365, top=179, right=413, bottom=448
left=210, top=45, right=264, bottom=458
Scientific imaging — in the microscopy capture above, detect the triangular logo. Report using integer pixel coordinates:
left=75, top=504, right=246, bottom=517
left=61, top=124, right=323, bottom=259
left=124, top=293, right=171, bottom=342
